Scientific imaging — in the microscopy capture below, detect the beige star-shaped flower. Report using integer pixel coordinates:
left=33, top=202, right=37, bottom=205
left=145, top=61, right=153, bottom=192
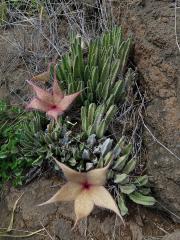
left=39, top=158, right=124, bottom=227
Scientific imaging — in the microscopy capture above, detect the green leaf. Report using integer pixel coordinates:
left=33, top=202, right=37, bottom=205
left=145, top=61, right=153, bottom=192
left=104, top=151, right=114, bottom=165
left=120, top=184, right=136, bottom=194
left=73, top=55, right=80, bottom=78
left=81, top=106, right=88, bottom=132
left=113, top=155, right=129, bottom=171
left=134, top=175, right=149, bottom=187
left=96, top=82, right=103, bottom=100
left=104, top=105, right=117, bottom=127
left=110, top=59, right=121, bottom=84
left=120, top=38, right=132, bottom=73
left=129, top=192, right=156, bottom=206
left=114, top=173, right=129, bottom=184
left=56, top=63, right=66, bottom=81
left=90, top=66, right=99, bottom=92
left=123, top=143, right=132, bottom=156
left=96, top=120, right=106, bottom=138
left=87, top=103, right=96, bottom=126
left=87, top=125, right=93, bottom=136
left=113, top=136, right=125, bottom=152
left=102, top=80, right=111, bottom=101
left=112, top=80, right=124, bottom=102
left=123, top=158, right=137, bottom=174
left=94, top=104, right=106, bottom=129
left=99, top=57, right=111, bottom=84
left=105, top=94, right=116, bottom=109
left=118, top=194, right=128, bottom=216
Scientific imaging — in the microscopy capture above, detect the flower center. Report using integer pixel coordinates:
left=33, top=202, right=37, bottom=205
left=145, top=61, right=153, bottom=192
left=82, top=181, right=91, bottom=190
left=51, top=105, right=57, bottom=110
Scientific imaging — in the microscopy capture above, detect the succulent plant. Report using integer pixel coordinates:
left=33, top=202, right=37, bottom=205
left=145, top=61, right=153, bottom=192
left=81, top=103, right=117, bottom=138
left=55, top=27, right=135, bottom=105
left=19, top=108, right=155, bottom=215
left=57, top=133, right=155, bottom=216
left=19, top=113, right=73, bottom=165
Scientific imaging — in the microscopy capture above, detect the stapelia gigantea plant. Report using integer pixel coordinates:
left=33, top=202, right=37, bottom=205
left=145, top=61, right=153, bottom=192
left=55, top=27, right=134, bottom=105
left=21, top=102, right=155, bottom=216
left=0, top=25, right=155, bottom=222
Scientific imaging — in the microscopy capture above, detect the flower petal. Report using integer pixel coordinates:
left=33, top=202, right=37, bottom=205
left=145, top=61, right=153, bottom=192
left=38, top=182, right=81, bottom=206
left=87, top=164, right=110, bottom=186
left=52, top=73, right=64, bottom=103
left=90, top=186, right=125, bottom=225
left=46, top=108, right=63, bottom=121
left=27, top=80, right=53, bottom=104
left=53, top=158, right=86, bottom=183
left=26, top=98, right=51, bottom=112
left=74, top=191, right=94, bottom=226
left=58, top=92, right=80, bottom=112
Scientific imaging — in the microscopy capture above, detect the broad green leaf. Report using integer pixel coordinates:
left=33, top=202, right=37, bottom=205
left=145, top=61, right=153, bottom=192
left=123, top=143, right=133, bottom=156
left=114, top=173, right=129, bottom=184
left=134, top=175, right=149, bottom=187
left=123, top=158, right=137, bottom=174
left=129, top=192, right=156, bottom=206
left=120, top=184, right=136, bottom=194
left=113, top=155, right=129, bottom=171
left=118, top=194, right=128, bottom=216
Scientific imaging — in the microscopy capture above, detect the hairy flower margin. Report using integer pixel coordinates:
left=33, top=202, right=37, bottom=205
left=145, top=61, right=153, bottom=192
left=39, top=158, right=125, bottom=228
left=27, top=65, right=80, bottom=121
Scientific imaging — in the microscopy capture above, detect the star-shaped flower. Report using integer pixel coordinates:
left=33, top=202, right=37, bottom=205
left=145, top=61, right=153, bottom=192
left=39, top=158, right=124, bottom=227
left=26, top=71, right=80, bottom=121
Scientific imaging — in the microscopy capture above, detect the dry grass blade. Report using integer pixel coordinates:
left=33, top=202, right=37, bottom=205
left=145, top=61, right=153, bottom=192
left=7, top=192, right=24, bottom=232
left=0, top=228, right=45, bottom=238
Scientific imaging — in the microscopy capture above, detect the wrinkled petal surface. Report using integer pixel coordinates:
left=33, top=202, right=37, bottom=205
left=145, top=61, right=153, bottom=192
left=54, top=158, right=86, bottom=183
left=26, top=98, right=51, bottom=112
left=90, top=186, right=124, bottom=224
left=52, top=75, right=64, bottom=103
left=59, top=92, right=80, bottom=112
left=38, top=182, right=81, bottom=206
left=74, top=191, right=94, bottom=226
left=87, top=164, right=109, bottom=186
left=27, top=80, right=53, bottom=104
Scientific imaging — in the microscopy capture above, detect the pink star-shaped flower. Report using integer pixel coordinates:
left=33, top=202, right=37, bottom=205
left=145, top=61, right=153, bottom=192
left=26, top=74, right=80, bottom=121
